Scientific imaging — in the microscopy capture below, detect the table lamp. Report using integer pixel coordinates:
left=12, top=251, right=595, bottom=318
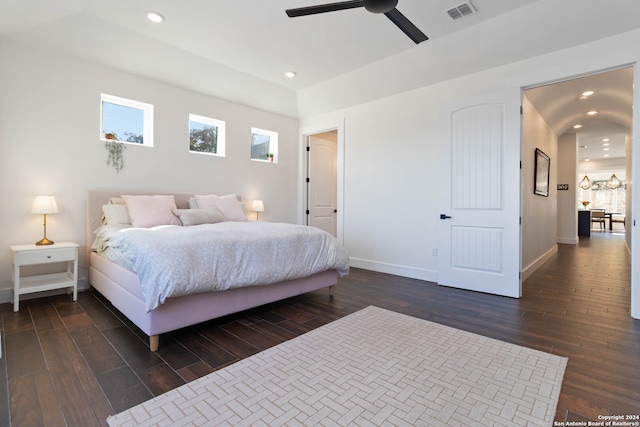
left=31, top=195, right=58, bottom=245
left=251, top=200, right=264, bottom=221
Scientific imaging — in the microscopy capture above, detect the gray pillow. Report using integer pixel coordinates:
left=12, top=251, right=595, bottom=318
left=172, top=207, right=225, bottom=226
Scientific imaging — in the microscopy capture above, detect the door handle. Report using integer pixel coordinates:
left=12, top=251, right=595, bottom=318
left=440, top=214, right=452, bottom=220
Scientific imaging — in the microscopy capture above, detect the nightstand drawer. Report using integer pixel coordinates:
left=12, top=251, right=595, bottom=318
left=14, top=246, right=76, bottom=265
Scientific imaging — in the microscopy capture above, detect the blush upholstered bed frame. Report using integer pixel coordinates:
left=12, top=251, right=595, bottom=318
left=86, top=189, right=338, bottom=351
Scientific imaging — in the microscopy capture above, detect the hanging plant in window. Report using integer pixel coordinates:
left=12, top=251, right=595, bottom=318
left=104, top=132, right=126, bottom=173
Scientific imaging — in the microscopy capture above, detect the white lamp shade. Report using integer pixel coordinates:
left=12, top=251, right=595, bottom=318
left=31, top=196, right=59, bottom=214
left=251, top=200, right=264, bottom=212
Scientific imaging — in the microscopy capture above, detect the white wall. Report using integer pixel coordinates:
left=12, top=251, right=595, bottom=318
left=626, top=132, right=633, bottom=250
left=522, top=97, right=558, bottom=278
left=0, top=41, right=299, bottom=302
left=3, top=27, right=640, bottom=317
left=300, top=28, right=640, bottom=318
left=579, top=157, right=627, bottom=174
left=557, top=134, right=579, bottom=244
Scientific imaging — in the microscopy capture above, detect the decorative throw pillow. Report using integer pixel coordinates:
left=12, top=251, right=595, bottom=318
left=109, top=197, right=126, bottom=205
left=102, top=204, right=131, bottom=225
left=195, top=194, right=247, bottom=221
left=121, top=195, right=183, bottom=228
left=172, top=207, right=225, bottom=226
left=193, top=194, right=218, bottom=209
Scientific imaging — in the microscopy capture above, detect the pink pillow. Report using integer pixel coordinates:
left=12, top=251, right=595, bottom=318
left=195, top=194, right=247, bottom=221
left=121, top=195, right=183, bottom=228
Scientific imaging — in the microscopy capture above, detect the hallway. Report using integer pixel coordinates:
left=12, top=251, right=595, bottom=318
left=523, top=232, right=638, bottom=421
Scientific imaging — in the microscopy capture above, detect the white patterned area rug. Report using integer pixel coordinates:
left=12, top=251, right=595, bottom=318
left=108, top=306, right=567, bottom=427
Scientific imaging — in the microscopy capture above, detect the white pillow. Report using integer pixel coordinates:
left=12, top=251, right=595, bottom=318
left=172, top=207, right=225, bottom=226
left=102, top=204, right=131, bottom=225
left=195, top=194, right=247, bottom=221
left=121, top=195, right=183, bottom=228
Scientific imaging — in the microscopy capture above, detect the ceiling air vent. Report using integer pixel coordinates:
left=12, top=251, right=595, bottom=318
left=446, top=1, right=477, bottom=20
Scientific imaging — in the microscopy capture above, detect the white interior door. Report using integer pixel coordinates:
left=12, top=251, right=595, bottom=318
left=307, top=133, right=338, bottom=236
left=437, top=89, right=522, bottom=297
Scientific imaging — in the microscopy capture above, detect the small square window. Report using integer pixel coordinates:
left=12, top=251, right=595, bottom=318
left=189, top=114, right=226, bottom=157
left=251, top=127, right=278, bottom=163
left=100, top=94, right=153, bottom=146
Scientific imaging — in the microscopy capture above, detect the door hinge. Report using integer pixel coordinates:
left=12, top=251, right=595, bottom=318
left=306, top=210, right=310, bottom=215
left=306, top=146, right=310, bottom=151
left=520, top=105, right=523, bottom=115
left=519, top=160, right=522, bottom=169
left=306, top=178, right=310, bottom=183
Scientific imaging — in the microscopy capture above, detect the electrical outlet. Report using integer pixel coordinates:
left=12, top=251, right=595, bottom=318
left=432, top=248, right=438, bottom=256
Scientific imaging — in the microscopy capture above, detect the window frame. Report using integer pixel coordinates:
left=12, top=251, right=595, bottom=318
left=250, top=127, right=278, bottom=163
left=188, top=113, right=226, bottom=157
left=100, top=93, right=154, bottom=147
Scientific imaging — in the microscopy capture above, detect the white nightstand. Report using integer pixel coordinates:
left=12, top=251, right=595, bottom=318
left=10, top=242, right=79, bottom=312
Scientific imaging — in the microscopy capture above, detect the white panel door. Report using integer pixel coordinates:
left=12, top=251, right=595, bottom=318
left=308, top=135, right=337, bottom=236
left=438, top=89, right=522, bottom=297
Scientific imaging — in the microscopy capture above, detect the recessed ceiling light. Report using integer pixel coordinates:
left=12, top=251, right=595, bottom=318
left=585, top=158, right=590, bottom=162
left=602, top=138, right=610, bottom=142
left=603, top=143, right=610, bottom=146
left=147, top=12, right=165, bottom=23
left=603, top=148, right=610, bottom=151
left=285, top=71, right=297, bottom=78
left=578, top=90, right=594, bottom=100
left=604, top=154, right=610, bottom=157
left=573, top=124, right=582, bottom=129
left=587, top=110, right=598, bottom=115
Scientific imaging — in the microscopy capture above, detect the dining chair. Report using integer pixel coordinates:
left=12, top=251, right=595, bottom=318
left=611, top=215, right=625, bottom=228
left=591, top=210, right=606, bottom=231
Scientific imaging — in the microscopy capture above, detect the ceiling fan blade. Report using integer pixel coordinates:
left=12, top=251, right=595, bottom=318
left=286, top=0, right=364, bottom=17
left=384, top=8, right=428, bottom=44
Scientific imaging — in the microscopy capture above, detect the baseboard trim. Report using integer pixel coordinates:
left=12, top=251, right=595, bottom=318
left=0, top=278, right=89, bottom=305
left=0, top=288, right=11, bottom=305
left=557, top=236, right=579, bottom=245
left=522, top=245, right=558, bottom=282
left=349, top=258, right=437, bottom=283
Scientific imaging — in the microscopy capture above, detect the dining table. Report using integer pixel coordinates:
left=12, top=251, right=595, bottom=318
left=600, top=212, right=621, bottom=231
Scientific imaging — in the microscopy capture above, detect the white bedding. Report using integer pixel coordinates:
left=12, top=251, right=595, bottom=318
left=98, top=222, right=349, bottom=311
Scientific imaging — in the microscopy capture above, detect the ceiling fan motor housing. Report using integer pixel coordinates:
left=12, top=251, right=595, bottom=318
left=285, top=0, right=427, bottom=44
left=365, top=0, right=399, bottom=13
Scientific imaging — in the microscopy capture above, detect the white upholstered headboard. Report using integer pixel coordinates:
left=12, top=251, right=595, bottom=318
left=85, top=189, right=245, bottom=267
left=85, top=189, right=194, bottom=261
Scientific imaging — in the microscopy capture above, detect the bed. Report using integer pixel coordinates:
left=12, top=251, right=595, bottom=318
left=86, top=189, right=349, bottom=351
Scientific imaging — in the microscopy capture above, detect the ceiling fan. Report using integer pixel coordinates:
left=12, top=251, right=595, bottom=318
left=286, top=0, right=428, bottom=44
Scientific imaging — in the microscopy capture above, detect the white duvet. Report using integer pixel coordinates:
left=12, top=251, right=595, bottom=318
left=100, top=222, right=350, bottom=311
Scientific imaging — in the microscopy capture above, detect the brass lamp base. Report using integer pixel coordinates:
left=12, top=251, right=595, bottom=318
left=35, top=237, right=54, bottom=246
left=36, top=213, right=54, bottom=245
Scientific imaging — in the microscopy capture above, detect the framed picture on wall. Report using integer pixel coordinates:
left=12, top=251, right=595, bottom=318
left=534, top=148, right=550, bottom=197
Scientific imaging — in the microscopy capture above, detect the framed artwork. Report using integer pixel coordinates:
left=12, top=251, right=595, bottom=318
left=534, top=148, right=550, bottom=197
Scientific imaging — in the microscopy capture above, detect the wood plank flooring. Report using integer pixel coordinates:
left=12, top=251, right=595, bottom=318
left=0, top=232, right=638, bottom=426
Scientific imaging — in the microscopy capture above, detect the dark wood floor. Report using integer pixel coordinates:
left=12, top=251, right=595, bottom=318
left=1, top=232, right=639, bottom=426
